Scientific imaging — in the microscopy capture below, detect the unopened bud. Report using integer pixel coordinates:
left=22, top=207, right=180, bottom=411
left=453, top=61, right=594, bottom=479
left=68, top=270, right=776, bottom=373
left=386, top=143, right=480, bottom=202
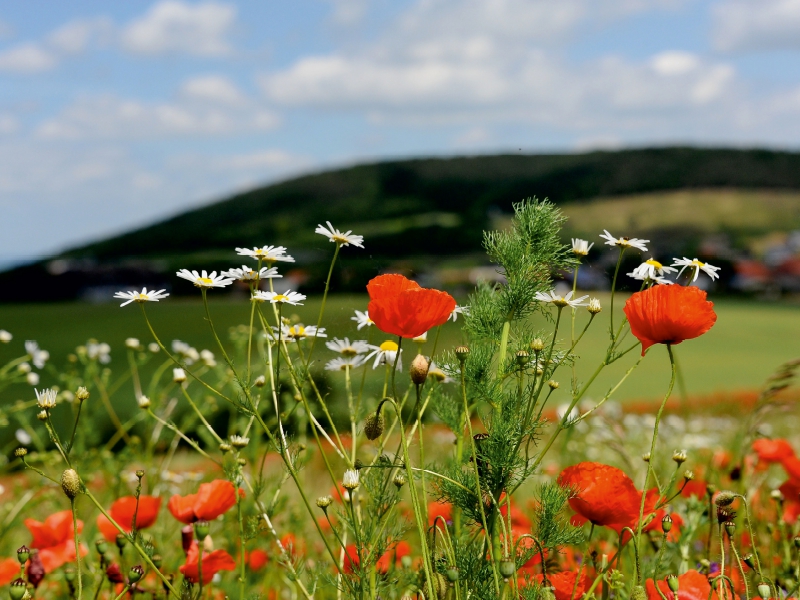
left=666, top=575, right=679, bottom=593
left=115, top=534, right=127, bottom=550
left=515, top=350, right=529, bottom=366
left=530, top=338, right=544, bottom=352
left=757, top=583, right=770, bottom=600
left=230, top=435, right=249, bottom=449
left=137, top=395, right=151, bottom=409
left=454, top=346, right=470, bottom=363
left=61, top=469, right=82, bottom=499
left=95, top=538, right=108, bottom=555
left=446, top=567, right=459, bottom=582
left=499, top=560, right=515, bottom=579
left=393, top=473, right=406, bottom=488
left=672, top=449, right=687, bottom=464
left=194, top=521, right=209, bottom=541
left=254, top=375, right=266, bottom=387
left=151, top=554, right=162, bottom=569
left=128, top=565, right=144, bottom=584
left=364, top=411, right=385, bottom=441
left=76, top=387, right=90, bottom=402
left=661, top=514, right=672, bottom=533
left=135, top=470, right=144, bottom=479
left=172, top=368, right=186, bottom=383
left=410, top=355, right=429, bottom=385
left=237, top=457, right=246, bottom=466
left=683, top=470, right=695, bottom=481
left=770, top=489, right=784, bottom=502
left=547, top=380, right=559, bottom=389
left=36, top=410, right=47, bottom=421
left=316, top=496, right=332, bottom=509
left=14, top=448, right=27, bottom=458
left=642, top=453, right=651, bottom=462
left=219, top=443, right=232, bottom=453
left=715, top=491, right=736, bottom=506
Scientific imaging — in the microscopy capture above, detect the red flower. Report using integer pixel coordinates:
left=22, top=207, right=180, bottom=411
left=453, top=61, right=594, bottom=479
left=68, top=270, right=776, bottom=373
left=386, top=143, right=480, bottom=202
left=428, top=501, right=453, bottom=526
left=24, top=511, right=88, bottom=573
left=0, top=558, right=18, bottom=586
left=168, top=480, right=242, bottom=524
left=623, top=285, right=716, bottom=356
left=646, top=570, right=719, bottom=600
left=752, top=438, right=796, bottom=464
left=97, top=495, right=162, bottom=542
left=247, top=549, right=269, bottom=571
left=366, top=274, right=456, bottom=339
left=344, top=541, right=411, bottom=574
left=534, top=571, right=592, bottom=600
left=179, top=542, right=236, bottom=584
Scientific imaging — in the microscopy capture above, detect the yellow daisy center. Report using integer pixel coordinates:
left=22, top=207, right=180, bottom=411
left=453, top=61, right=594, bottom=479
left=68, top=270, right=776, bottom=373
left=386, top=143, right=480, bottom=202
left=430, top=369, right=446, bottom=382
left=645, top=259, right=662, bottom=269
left=289, top=326, right=305, bottom=337
left=135, top=294, right=148, bottom=301
left=552, top=296, right=569, bottom=307
left=273, top=294, right=288, bottom=302
left=379, top=340, right=399, bottom=352
left=332, top=233, right=349, bottom=244
left=198, top=277, right=213, bottom=285
left=692, top=259, right=705, bottom=267
left=341, top=347, right=358, bottom=357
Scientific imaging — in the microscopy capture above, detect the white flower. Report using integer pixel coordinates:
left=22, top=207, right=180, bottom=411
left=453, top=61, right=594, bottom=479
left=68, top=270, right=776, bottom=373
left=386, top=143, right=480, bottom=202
left=325, top=356, right=367, bottom=371
left=326, top=338, right=371, bottom=356
left=25, top=341, right=49, bottom=369
left=230, top=435, right=249, bottom=448
left=599, top=230, right=649, bottom=252
left=87, top=342, right=111, bottom=364
left=0, top=330, right=11, bottom=343
left=17, top=362, right=30, bottom=374
left=671, top=257, right=721, bottom=282
left=35, top=388, right=57, bottom=409
left=235, top=246, right=295, bottom=263
left=15, top=429, right=31, bottom=445
left=176, top=269, right=235, bottom=289
left=173, top=368, right=187, bottom=383
left=412, top=331, right=428, bottom=343
left=200, top=349, right=216, bottom=367
left=534, top=290, right=590, bottom=308
left=172, top=340, right=199, bottom=365
left=428, top=361, right=454, bottom=384
left=342, top=469, right=360, bottom=490
left=252, top=290, right=306, bottom=305
left=137, top=395, right=151, bottom=409
left=222, top=265, right=282, bottom=281
left=315, top=221, right=364, bottom=248
left=125, top=338, right=141, bottom=350
left=449, top=305, right=470, bottom=322
left=26, top=372, right=39, bottom=386
left=571, top=238, right=594, bottom=256
left=351, top=310, right=373, bottom=330
left=279, top=324, right=326, bottom=342
left=113, top=287, right=170, bottom=307
left=627, top=270, right=673, bottom=286
left=365, top=341, right=403, bottom=370
left=630, top=259, right=677, bottom=281
left=148, top=342, right=160, bottom=353
left=587, top=298, right=603, bottom=315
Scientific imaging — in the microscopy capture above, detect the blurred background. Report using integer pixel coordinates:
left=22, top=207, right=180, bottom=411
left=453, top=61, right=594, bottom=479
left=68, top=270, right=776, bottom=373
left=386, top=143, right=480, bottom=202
left=0, top=0, right=799, bottom=405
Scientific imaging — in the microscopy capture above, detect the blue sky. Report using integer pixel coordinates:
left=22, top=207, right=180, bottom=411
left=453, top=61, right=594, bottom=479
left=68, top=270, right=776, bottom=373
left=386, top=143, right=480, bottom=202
left=2, top=0, right=800, bottom=264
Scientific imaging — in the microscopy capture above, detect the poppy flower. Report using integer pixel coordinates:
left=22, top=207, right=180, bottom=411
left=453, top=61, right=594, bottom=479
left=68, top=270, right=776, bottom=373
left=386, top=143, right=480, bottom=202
left=179, top=542, right=236, bottom=584
left=0, top=558, right=18, bottom=586
left=344, top=540, right=411, bottom=574
left=366, top=274, right=456, bottom=339
left=167, top=480, right=243, bottom=524
left=247, top=549, right=269, bottom=571
left=646, top=569, right=719, bottom=600
left=752, top=438, right=796, bottom=464
left=24, top=511, right=88, bottom=573
left=427, top=501, right=453, bottom=526
left=623, top=285, right=716, bottom=356
left=97, top=495, right=162, bottom=541
left=534, top=571, right=592, bottom=600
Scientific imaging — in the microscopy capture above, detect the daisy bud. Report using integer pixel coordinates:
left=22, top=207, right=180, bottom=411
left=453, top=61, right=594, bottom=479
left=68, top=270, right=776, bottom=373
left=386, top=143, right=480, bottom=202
left=16, top=546, right=29, bottom=565
left=548, top=380, right=559, bottom=389
left=254, top=375, right=266, bottom=387
left=9, top=579, right=27, bottom=600
left=219, top=443, right=232, bottom=453
left=237, top=457, right=246, bottom=466
left=137, top=395, right=151, bottom=409
left=316, top=495, right=332, bottom=509
left=683, top=469, right=694, bottom=481
left=36, top=410, right=47, bottom=421
left=125, top=338, right=140, bottom=350
left=128, top=565, right=144, bottom=584
left=60, top=469, right=82, bottom=499
left=194, top=520, right=210, bottom=541
left=642, top=453, right=651, bottom=462
left=661, top=514, right=672, bottom=533
left=342, top=469, right=360, bottom=490
left=14, top=448, right=27, bottom=458
left=173, top=368, right=186, bottom=383
left=715, top=491, right=736, bottom=506
left=672, top=449, right=687, bottom=464
left=515, top=350, right=529, bottom=366
left=530, top=338, right=544, bottom=352
left=757, top=583, right=770, bottom=600
left=666, top=575, right=679, bottom=593
left=148, top=343, right=160, bottom=353
left=364, top=411, right=385, bottom=441
left=446, top=567, right=459, bottom=582
left=26, top=372, right=39, bottom=386
left=230, top=435, right=249, bottom=449
left=95, top=538, right=107, bottom=555
left=587, top=298, right=602, bottom=314
left=393, top=473, right=406, bottom=488
left=17, top=363, right=30, bottom=374
left=410, top=354, right=429, bottom=385
left=770, top=489, right=784, bottom=502
left=499, top=560, right=515, bottom=579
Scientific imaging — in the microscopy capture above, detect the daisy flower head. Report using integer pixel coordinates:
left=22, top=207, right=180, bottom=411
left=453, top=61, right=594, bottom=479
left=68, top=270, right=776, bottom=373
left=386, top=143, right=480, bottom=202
left=87, top=342, right=111, bottom=364
left=278, top=323, right=326, bottom=342
left=571, top=238, right=594, bottom=256
left=630, top=259, right=677, bottom=281
left=325, top=356, right=368, bottom=371
left=315, top=221, right=364, bottom=248
left=412, top=331, right=428, bottom=344
left=0, top=330, right=11, bottom=343
left=427, top=361, right=454, bottom=384
left=235, top=245, right=295, bottom=264
left=627, top=270, right=673, bottom=286
left=35, top=388, right=57, bottom=409
left=599, top=230, right=649, bottom=252
left=671, top=257, right=721, bottom=282
left=366, top=340, right=403, bottom=370
left=176, top=269, right=235, bottom=289
left=113, top=287, right=170, bottom=307
left=326, top=338, right=371, bottom=357
left=25, top=341, right=49, bottom=369
left=252, top=290, right=306, bottom=306
left=223, top=266, right=282, bottom=282
left=534, top=290, right=590, bottom=308
left=449, top=305, right=470, bottom=322
left=351, top=309, right=373, bottom=330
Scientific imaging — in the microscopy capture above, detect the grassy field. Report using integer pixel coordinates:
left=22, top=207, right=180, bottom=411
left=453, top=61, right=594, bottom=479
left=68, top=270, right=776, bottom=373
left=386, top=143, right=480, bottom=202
left=0, top=293, right=797, bottom=408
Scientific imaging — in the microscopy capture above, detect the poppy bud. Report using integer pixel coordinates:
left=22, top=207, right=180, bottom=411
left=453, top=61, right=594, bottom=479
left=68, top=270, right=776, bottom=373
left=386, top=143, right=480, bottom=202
left=316, top=496, right=332, bottom=509
left=530, top=338, right=544, bottom=352
left=115, top=534, right=127, bottom=550
left=661, top=515, right=672, bottom=533
left=364, top=411, right=385, bottom=441
left=14, top=448, right=27, bottom=458
left=666, top=575, right=679, bottom=593
left=61, top=469, right=82, bottom=499
left=106, top=563, right=124, bottom=584
left=181, top=525, right=193, bottom=554
left=515, top=350, right=529, bottom=366
left=715, top=491, right=736, bottom=506
left=128, top=565, right=144, bottom=584
left=743, top=554, right=755, bottom=569
left=446, top=567, right=459, bottom=582
left=194, top=520, right=210, bottom=541
left=9, top=579, right=26, bottom=600
left=254, top=375, right=266, bottom=387
left=455, top=346, right=469, bottom=363
left=706, top=483, right=717, bottom=496
left=394, top=474, right=406, bottom=488
left=757, top=583, right=770, bottom=600
left=499, top=560, right=515, bottom=579
left=672, top=449, right=687, bottom=464
left=410, top=355, right=429, bottom=385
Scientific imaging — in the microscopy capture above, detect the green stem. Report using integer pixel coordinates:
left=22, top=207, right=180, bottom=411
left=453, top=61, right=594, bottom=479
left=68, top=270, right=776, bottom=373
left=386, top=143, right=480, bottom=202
left=71, top=498, right=82, bottom=600
left=497, top=320, right=511, bottom=377
left=609, top=248, right=626, bottom=339
left=306, top=243, right=340, bottom=361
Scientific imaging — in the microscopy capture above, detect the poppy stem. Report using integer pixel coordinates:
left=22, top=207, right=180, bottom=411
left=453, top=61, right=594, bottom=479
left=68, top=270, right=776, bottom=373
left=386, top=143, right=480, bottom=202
left=111, top=585, right=130, bottom=600
left=70, top=498, right=82, bottom=600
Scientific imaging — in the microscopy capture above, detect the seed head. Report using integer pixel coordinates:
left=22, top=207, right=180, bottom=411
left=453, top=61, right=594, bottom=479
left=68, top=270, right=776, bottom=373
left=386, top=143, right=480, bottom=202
left=743, top=554, right=755, bottom=569
left=515, top=350, right=529, bottom=366
left=194, top=520, right=210, bottom=541
left=724, top=521, right=736, bottom=536
left=661, top=514, right=672, bottom=533
left=128, top=565, right=144, bottom=584
left=60, top=469, right=82, bottom=499
left=76, top=387, right=90, bottom=402
left=16, top=546, right=29, bottom=565
left=410, top=354, right=429, bottom=385
left=446, top=567, right=459, bottom=582
left=757, top=583, right=771, bottom=600
left=666, top=575, right=679, bottom=593
left=95, top=538, right=107, bottom=555
left=454, top=346, right=470, bottom=363
left=9, top=579, right=27, bottom=600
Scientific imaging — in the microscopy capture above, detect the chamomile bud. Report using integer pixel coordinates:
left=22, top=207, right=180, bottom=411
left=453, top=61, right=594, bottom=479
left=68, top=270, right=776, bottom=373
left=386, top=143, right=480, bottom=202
left=587, top=298, right=602, bottom=315
left=14, top=448, right=27, bottom=458
left=76, top=386, right=90, bottom=402
left=230, top=435, right=249, bottom=449
left=137, top=395, right=151, bottom=409
left=771, top=489, right=784, bottom=502
left=254, top=375, right=266, bottom=387
left=530, top=338, right=544, bottom=352
left=393, top=474, right=406, bottom=488
left=148, top=343, right=160, bottom=353
left=219, top=443, right=232, bottom=453
left=125, top=338, right=140, bottom=350
left=547, top=380, right=559, bottom=389
left=684, top=469, right=695, bottom=481
left=343, top=469, right=360, bottom=490
left=173, top=368, right=186, bottom=383
left=672, top=449, right=687, bottom=465
left=642, top=453, right=651, bottom=463
left=316, top=496, right=333, bottom=509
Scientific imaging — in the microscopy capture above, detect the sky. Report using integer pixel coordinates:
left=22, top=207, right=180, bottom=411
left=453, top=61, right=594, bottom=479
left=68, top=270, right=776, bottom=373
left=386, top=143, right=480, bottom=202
left=2, top=0, right=800, bottom=265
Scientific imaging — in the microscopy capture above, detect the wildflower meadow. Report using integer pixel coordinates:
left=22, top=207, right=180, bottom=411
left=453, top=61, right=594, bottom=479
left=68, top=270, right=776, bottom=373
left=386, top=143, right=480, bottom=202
left=1, top=198, right=798, bottom=600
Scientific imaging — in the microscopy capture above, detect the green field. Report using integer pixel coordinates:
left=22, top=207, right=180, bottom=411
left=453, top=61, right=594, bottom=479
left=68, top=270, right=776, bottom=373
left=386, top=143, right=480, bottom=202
left=0, top=294, right=797, bottom=409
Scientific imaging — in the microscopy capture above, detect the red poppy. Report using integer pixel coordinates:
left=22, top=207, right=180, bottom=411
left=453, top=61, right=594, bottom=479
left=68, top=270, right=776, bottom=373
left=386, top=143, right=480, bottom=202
left=646, top=569, right=719, bottom=600
left=427, top=501, right=453, bottom=526
left=179, top=542, right=236, bottom=584
left=534, top=571, right=592, bottom=600
left=681, top=479, right=708, bottom=499
left=96, top=495, right=162, bottom=542
left=247, top=549, right=268, bottom=571
left=623, top=285, right=716, bottom=356
left=0, top=558, right=18, bottom=586
left=344, top=541, right=411, bottom=574
left=752, top=438, right=796, bottom=464
left=24, top=511, right=88, bottom=573
left=168, top=480, right=243, bottom=524
left=366, top=274, right=456, bottom=339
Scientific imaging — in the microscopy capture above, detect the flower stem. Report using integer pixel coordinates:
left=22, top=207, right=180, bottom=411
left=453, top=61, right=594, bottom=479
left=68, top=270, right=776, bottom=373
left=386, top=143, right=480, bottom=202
left=71, top=498, right=82, bottom=600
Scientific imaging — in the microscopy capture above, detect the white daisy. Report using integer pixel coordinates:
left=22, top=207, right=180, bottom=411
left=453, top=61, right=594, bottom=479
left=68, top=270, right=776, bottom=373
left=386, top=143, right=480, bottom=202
left=671, top=257, right=721, bottom=282
left=342, top=468, right=360, bottom=490
left=351, top=310, right=373, bottom=330
left=571, top=238, right=594, bottom=256
left=629, top=259, right=677, bottom=280
left=25, top=341, right=49, bottom=369
left=428, top=361, right=454, bottom=384
left=200, top=349, right=216, bottom=367
left=0, top=330, right=10, bottom=343
left=365, top=340, right=403, bottom=370
left=449, top=305, right=470, bottom=322
left=113, top=288, right=170, bottom=307
left=274, top=323, right=326, bottom=342
left=125, top=338, right=141, bottom=350
left=235, top=246, right=295, bottom=263
left=315, top=221, right=364, bottom=248
left=35, top=388, right=57, bottom=409
left=223, top=265, right=282, bottom=282
left=627, top=271, right=673, bottom=286
left=26, top=372, right=39, bottom=386
left=87, top=342, right=111, bottom=364
left=176, top=269, right=235, bottom=289
left=325, top=356, right=368, bottom=371
left=172, top=340, right=199, bottom=365
left=252, top=290, right=306, bottom=306
left=599, top=230, right=649, bottom=252
left=534, top=290, right=590, bottom=308
left=326, top=338, right=371, bottom=356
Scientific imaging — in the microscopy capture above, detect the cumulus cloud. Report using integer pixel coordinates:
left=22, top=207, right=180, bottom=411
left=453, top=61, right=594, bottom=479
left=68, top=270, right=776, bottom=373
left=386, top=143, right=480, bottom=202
left=46, top=17, right=113, bottom=54
left=179, top=75, right=246, bottom=105
left=0, top=43, right=57, bottom=73
left=121, top=0, right=237, bottom=56
left=713, top=0, right=800, bottom=52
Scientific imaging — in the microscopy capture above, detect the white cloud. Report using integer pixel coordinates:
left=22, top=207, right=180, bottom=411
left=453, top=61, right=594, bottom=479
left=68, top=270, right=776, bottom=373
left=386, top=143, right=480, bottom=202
left=713, top=0, right=800, bottom=52
left=179, top=75, right=246, bottom=105
left=0, top=43, right=57, bottom=73
left=121, top=0, right=236, bottom=57
left=46, top=17, right=113, bottom=54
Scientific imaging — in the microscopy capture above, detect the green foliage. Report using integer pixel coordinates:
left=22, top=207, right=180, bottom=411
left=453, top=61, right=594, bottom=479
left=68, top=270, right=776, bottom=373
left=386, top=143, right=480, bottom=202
left=534, top=483, right=584, bottom=549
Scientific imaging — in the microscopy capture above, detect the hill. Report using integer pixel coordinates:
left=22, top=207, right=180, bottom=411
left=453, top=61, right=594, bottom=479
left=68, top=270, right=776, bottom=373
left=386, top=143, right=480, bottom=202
left=4, top=146, right=800, bottom=302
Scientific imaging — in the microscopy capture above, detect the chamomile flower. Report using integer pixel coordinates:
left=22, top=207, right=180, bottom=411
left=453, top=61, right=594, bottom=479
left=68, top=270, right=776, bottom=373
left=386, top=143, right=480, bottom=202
left=87, top=342, right=111, bottom=364
left=351, top=310, right=373, bottom=330
left=25, top=341, right=49, bottom=369
left=0, top=330, right=10, bottom=343
left=200, top=349, right=216, bottom=367
left=671, top=257, right=721, bottom=282
left=599, top=230, right=649, bottom=252
left=315, top=221, right=364, bottom=248
left=412, top=331, right=428, bottom=343
left=235, top=246, right=295, bottom=263
left=366, top=340, right=403, bottom=370
left=449, top=305, right=470, bottom=322
left=172, top=340, right=199, bottom=365
left=627, top=271, right=673, bottom=286
left=113, top=288, right=170, bottom=307
left=35, top=388, right=57, bottom=409
left=427, top=361, right=454, bottom=384
left=629, top=259, right=677, bottom=281
left=325, top=356, right=368, bottom=371
left=326, top=338, right=371, bottom=357
left=534, top=290, right=590, bottom=308
left=571, top=238, right=594, bottom=256
left=274, top=323, right=326, bottom=342
left=223, top=265, right=282, bottom=281
left=176, top=269, right=235, bottom=289
left=252, top=290, right=306, bottom=306
left=26, top=372, right=39, bottom=386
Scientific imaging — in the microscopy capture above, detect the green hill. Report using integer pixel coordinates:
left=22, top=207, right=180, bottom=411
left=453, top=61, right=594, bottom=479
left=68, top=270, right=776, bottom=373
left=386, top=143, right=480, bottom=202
left=5, top=146, right=800, bottom=302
